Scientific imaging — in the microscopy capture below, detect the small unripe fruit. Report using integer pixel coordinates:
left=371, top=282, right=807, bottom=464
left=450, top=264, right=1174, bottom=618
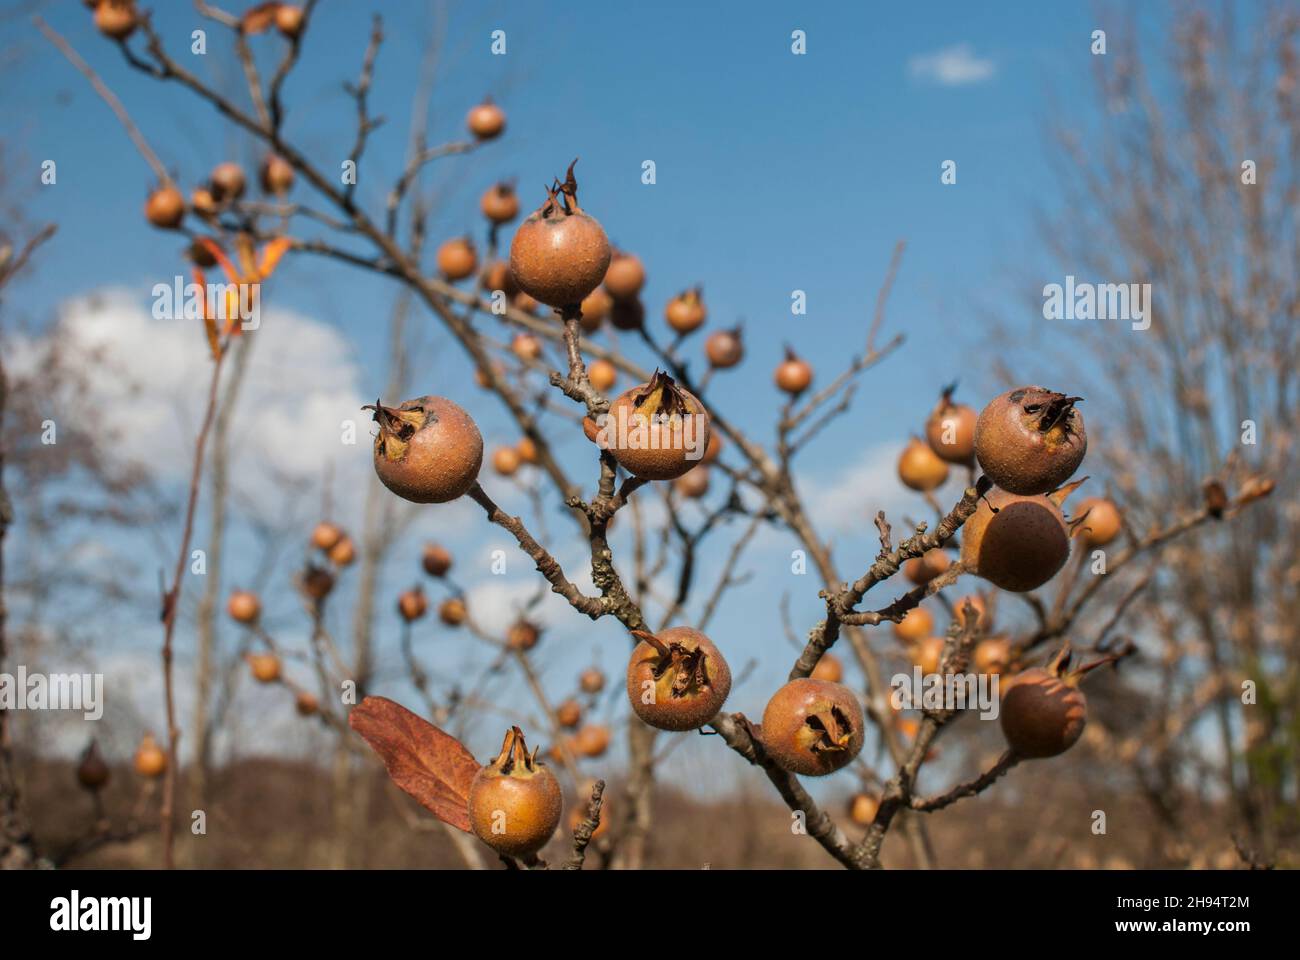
left=761, top=678, right=865, bottom=777
left=468, top=727, right=561, bottom=858
left=1075, top=497, right=1122, bottom=547
left=260, top=154, right=295, bottom=194
left=556, top=699, right=583, bottom=729
left=705, top=326, right=744, bottom=369
left=437, top=236, right=478, bottom=282
left=972, top=636, right=1012, bottom=675
left=902, top=548, right=950, bottom=585
left=507, top=620, right=540, bottom=651
left=145, top=185, right=185, bottom=229
left=328, top=536, right=356, bottom=567
left=602, top=251, right=645, bottom=301
left=673, top=465, right=710, bottom=499
left=77, top=740, right=110, bottom=791
left=603, top=371, right=711, bottom=481
left=810, top=652, right=843, bottom=683
left=511, top=332, right=543, bottom=361
left=210, top=162, right=246, bottom=202
left=366, top=396, right=483, bottom=504
left=665, top=287, right=706, bottom=334
left=579, top=668, right=606, bottom=694
left=422, top=543, right=453, bottom=577
left=579, top=287, right=612, bottom=331
left=94, top=0, right=137, bottom=39
left=509, top=163, right=611, bottom=308
left=573, top=724, right=611, bottom=757
left=892, top=606, right=933, bottom=644
left=227, top=589, right=261, bottom=625
left=439, top=597, right=467, bottom=626
left=295, top=691, right=319, bottom=716
left=609, top=296, right=645, bottom=331
left=1000, top=666, right=1087, bottom=759
left=493, top=445, right=522, bottom=476
left=248, top=652, right=282, bottom=683
left=848, top=792, right=879, bottom=826
left=587, top=359, right=617, bottom=393
left=910, top=636, right=946, bottom=676
left=466, top=98, right=506, bottom=140
left=924, top=388, right=977, bottom=464
left=974, top=386, right=1087, bottom=495
left=275, top=3, right=305, bottom=37
left=134, top=734, right=167, bottom=778
left=774, top=346, right=813, bottom=395
left=311, top=521, right=343, bottom=552
left=626, top=627, right=731, bottom=731
left=480, top=181, right=519, bottom=224
left=898, top=437, right=949, bottom=492
left=961, top=488, right=1071, bottom=592
left=398, top=587, right=428, bottom=622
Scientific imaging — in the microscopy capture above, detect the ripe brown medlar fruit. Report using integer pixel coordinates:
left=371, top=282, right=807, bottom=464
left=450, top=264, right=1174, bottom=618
left=579, top=668, right=606, bottom=695
left=701, top=431, right=723, bottom=464
left=774, top=346, right=813, bottom=395
left=924, top=385, right=977, bottom=465
left=513, top=292, right=541, bottom=315
left=705, top=325, right=744, bottom=369
left=587, top=358, right=617, bottom=393
left=665, top=287, right=706, bottom=335
left=602, top=251, right=645, bottom=301
left=191, top=186, right=220, bottom=218
left=144, top=185, right=185, bottom=229
left=848, top=792, right=879, bottom=826
left=466, top=97, right=506, bottom=140
left=439, top=597, right=467, bottom=626
left=227, top=589, right=261, bottom=625
left=134, top=733, right=167, bottom=778
left=609, top=296, right=645, bottom=331
left=210, top=161, right=246, bottom=202
left=248, top=653, right=282, bottom=683
left=507, top=620, right=540, bottom=651
left=94, top=0, right=137, bottom=39
left=902, top=548, right=950, bottom=585
left=328, top=536, right=356, bottom=567
left=810, top=652, right=843, bottom=683
left=960, top=485, right=1075, bottom=592
left=437, top=236, right=478, bottom=282
left=77, top=740, right=110, bottom=791
left=301, top=564, right=336, bottom=601
left=972, top=636, right=1012, bottom=675
left=1000, top=653, right=1088, bottom=759
left=579, top=286, right=613, bottom=331
left=481, top=260, right=519, bottom=299
left=761, top=678, right=865, bottom=777
left=1075, top=496, right=1122, bottom=548
left=909, top=636, right=946, bottom=676
left=509, top=161, right=611, bottom=309
left=603, top=370, right=711, bottom=481
left=311, top=521, right=343, bottom=552
left=366, top=396, right=483, bottom=504
left=556, top=699, right=583, bottom=729
left=510, top=332, right=543, bottom=361
left=626, top=627, right=731, bottom=731
left=398, top=587, right=428, bottom=623
left=892, top=606, right=933, bottom=644
left=974, top=386, right=1087, bottom=495
left=480, top=181, right=519, bottom=224
left=673, top=465, right=710, bottom=499
left=260, top=153, right=295, bottom=194
left=516, top=437, right=539, bottom=465
left=468, top=726, right=561, bottom=858
left=898, top=437, right=950, bottom=492
left=275, top=3, right=305, bottom=38
left=295, top=691, right=319, bottom=716
left=573, top=724, right=611, bottom=758
left=492, top=445, right=522, bottom=477
left=422, top=543, right=453, bottom=578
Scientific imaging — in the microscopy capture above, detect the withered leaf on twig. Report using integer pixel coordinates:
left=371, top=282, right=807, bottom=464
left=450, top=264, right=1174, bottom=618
left=241, top=2, right=281, bottom=34
left=349, top=696, right=479, bottom=832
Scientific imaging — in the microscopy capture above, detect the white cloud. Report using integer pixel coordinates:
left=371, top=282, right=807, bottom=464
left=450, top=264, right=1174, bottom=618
left=908, top=44, right=996, bottom=86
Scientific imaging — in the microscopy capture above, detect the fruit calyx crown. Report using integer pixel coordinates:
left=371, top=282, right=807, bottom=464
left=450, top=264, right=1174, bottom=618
left=540, top=158, right=584, bottom=218
left=363, top=398, right=438, bottom=462
left=489, top=726, right=545, bottom=777
left=631, top=630, right=714, bottom=697
left=630, top=370, right=695, bottom=420
left=805, top=704, right=855, bottom=755
left=1012, top=387, right=1084, bottom=436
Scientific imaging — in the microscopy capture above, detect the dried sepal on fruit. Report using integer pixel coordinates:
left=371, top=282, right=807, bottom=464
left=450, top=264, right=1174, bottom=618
left=625, top=627, right=732, bottom=731
left=974, top=386, right=1087, bottom=495
left=365, top=395, right=483, bottom=504
left=602, top=370, right=711, bottom=481
left=1000, top=646, right=1090, bottom=759
left=760, top=678, right=865, bottom=777
left=508, top=160, right=611, bottom=309
left=468, top=726, right=562, bottom=858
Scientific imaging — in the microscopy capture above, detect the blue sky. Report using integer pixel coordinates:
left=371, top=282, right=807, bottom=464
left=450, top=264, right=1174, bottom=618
left=2, top=1, right=1194, bottom=796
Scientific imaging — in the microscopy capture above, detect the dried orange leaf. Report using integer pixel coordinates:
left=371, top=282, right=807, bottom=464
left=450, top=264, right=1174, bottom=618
left=349, top=696, right=479, bottom=832
left=242, top=2, right=281, bottom=34
left=257, top=236, right=293, bottom=278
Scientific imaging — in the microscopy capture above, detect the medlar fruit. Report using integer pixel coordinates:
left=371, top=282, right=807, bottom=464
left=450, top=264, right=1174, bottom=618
left=625, top=627, right=731, bottom=731
left=602, top=251, right=645, bottom=301
left=144, top=185, right=185, bottom=229
left=480, top=181, right=519, bottom=224
left=366, top=396, right=483, bottom=504
left=974, top=386, right=1087, bottom=495
left=466, top=97, right=506, bottom=140
left=227, top=589, right=261, bottom=625
left=579, top=668, right=606, bottom=694
left=398, top=587, right=428, bottom=623
left=311, top=521, right=343, bottom=552
left=924, top=386, right=977, bottom=464
left=603, top=371, right=711, bottom=481
left=902, top=548, right=950, bottom=585
left=468, top=727, right=561, bottom=858
left=437, top=236, right=478, bottom=282
left=810, top=652, right=843, bottom=683
left=77, top=740, right=110, bottom=791
left=94, top=0, right=137, bottom=39
left=673, top=465, right=710, bottom=499
left=210, top=162, right=246, bottom=202
left=134, top=733, right=167, bottom=778
left=761, top=678, right=865, bottom=777
left=960, top=487, right=1072, bottom=592
left=774, top=346, right=813, bottom=395
left=898, top=437, right=949, bottom=492
left=422, top=543, right=453, bottom=577
left=1000, top=661, right=1087, bottom=759
left=892, top=605, right=933, bottom=644
left=573, top=723, right=611, bottom=758
left=260, top=153, right=295, bottom=194
left=1075, top=496, right=1122, bottom=548
left=705, top=325, right=744, bottom=369
left=508, top=161, right=611, bottom=309
left=587, top=358, right=617, bottom=393
left=439, top=597, right=467, bottom=626
left=507, top=620, right=540, bottom=651
left=556, top=699, right=583, bottom=729
left=327, top=536, right=356, bottom=567
left=579, top=287, right=613, bottom=331
left=248, top=653, right=282, bottom=683
left=665, top=287, right=706, bottom=335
